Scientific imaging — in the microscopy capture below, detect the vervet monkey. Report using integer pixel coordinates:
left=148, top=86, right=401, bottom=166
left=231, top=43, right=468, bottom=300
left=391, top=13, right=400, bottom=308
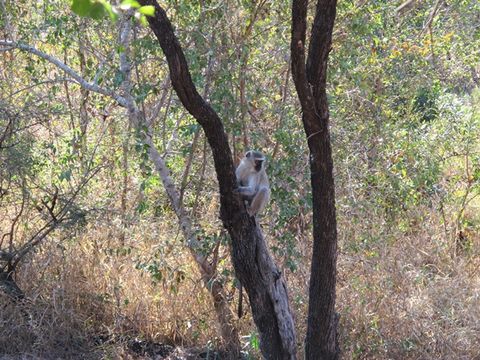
left=234, top=150, right=270, bottom=216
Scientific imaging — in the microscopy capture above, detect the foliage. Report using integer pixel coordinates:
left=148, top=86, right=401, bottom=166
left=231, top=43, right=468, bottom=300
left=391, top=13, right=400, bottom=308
left=71, top=0, right=155, bottom=25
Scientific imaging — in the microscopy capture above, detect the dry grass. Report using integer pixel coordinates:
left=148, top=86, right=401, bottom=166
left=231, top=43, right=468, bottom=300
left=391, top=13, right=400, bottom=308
left=2, top=216, right=252, bottom=358
left=335, top=210, right=480, bottom=359
left=1, top=204, right=479, bottom=359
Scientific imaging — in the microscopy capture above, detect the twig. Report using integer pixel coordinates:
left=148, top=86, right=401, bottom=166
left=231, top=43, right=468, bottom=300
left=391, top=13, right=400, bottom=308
left=419, top=0, right=443, bottom=37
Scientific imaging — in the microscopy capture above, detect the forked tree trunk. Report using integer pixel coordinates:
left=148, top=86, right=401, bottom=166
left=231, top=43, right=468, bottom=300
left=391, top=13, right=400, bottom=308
left=139, top=1, right=297, bottom=358
left=291, top=1, right=339, bottom=359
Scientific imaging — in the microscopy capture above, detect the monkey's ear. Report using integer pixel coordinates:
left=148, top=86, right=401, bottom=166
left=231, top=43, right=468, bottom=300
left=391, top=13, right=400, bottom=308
left=246, top=151, right=251, bottom=158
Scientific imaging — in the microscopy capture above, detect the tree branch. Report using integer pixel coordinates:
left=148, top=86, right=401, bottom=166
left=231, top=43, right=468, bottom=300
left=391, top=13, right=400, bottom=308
left=0, top=40, right=128, bottom=107
left=291, top=0, right=315, bottom=114
left=306, top=0, right=337, bottom=96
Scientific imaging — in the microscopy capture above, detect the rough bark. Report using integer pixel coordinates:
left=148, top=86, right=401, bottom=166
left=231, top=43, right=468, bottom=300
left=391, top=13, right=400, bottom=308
left=139, top=1, right=297, bottom=358
left=291, top=1, right=339, bottom=359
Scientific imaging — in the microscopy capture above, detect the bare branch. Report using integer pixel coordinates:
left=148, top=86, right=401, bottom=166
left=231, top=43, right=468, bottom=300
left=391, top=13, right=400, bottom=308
left=0, top=40, right=128, bottom=107
left=12, top=167, right=100, bottom=268
left=395, top=0, right=418, bottom=16
left=420, top=0, right=444, bottom=37
left=9, top=78, right=76, bottom=97
left=179, top=50, right=214, bottom=205
left=146, top=77, right=171, bottom=126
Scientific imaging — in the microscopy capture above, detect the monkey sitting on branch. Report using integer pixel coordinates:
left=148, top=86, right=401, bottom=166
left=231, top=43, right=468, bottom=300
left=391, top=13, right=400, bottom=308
left=234, top=150, right=270, bottom=217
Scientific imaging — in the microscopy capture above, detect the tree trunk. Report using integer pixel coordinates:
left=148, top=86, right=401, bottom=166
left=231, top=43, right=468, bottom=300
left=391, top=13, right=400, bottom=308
left=291, top=1, right=339, bottom=359
left=139, top=1, right=297, bottom=358
left=0, top=270, right=24, bottom=301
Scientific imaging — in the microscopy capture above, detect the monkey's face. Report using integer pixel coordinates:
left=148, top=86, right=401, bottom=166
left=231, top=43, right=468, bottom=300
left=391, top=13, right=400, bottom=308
left=245, top=150, right=265, bottom=172
left=254, top=159, right=264, bottom=171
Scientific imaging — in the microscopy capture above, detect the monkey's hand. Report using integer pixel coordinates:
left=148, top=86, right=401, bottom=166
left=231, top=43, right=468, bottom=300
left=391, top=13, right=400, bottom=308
left=234, top=186, right=256, bottom=198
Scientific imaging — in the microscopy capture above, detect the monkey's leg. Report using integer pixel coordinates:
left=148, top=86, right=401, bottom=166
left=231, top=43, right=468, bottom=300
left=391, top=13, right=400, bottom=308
left=248, top=187, right=269, bottom=216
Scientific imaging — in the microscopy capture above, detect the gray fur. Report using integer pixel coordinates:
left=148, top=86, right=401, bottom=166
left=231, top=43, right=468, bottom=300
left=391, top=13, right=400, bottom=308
left=234, top=150, right=271, bottom=216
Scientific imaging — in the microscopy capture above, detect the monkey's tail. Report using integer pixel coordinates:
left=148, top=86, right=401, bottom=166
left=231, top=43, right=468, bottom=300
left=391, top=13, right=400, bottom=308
left=237, top=284, right=243, bottom=318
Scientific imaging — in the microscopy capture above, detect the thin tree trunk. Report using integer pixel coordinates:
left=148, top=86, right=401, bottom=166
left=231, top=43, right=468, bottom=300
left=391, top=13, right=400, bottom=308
left=144, top=131, right=241, bottom=355
left=271, top=64, right=291, bottom=160
left=192, top=137, right=207, bottom=217
left=120, top=121, right=131, bottom=245
left=139, top=1, right=297, bottom=358
left=78, top=36, right=89, bottom=139
left=117, top=15, right=241, bottom=356
left=291, top=1, right=339, bottom=359
left=77, top=21, right=90, bottom=163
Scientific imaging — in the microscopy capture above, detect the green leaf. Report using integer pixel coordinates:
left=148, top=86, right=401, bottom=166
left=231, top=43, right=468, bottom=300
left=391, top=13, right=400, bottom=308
left=137, top=200, right=148, bottom=214
left=71, top=0, right=107, bottom=20
left=138, top=5, right=155, bottom=16
left=102, top=2, right=119, bottom=21
left=120, top=0, right=141, bottom=10
left=139, top=14, right=149, bottom=27
left=89, top=2, right=106, bottom=19
left=71, top=0, right=93, bottom=17
left=250, top=332, right=259, bottom=350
